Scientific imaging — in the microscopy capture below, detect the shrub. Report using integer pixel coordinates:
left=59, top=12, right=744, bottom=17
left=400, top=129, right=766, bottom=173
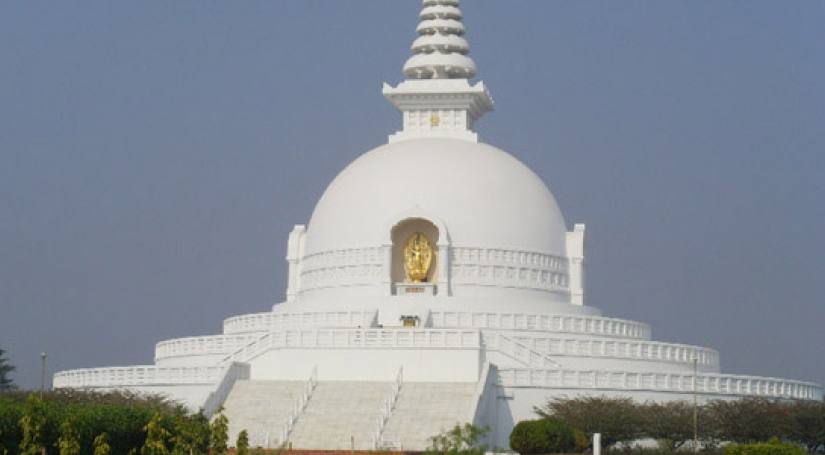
left=1, top=389, right=185, bottom=453
left=19, top=394, right=47, bottom=455
left=93, top=433, right=112, bottom=455
left=141, top=413, right=171, bottom=455
left=725, top=438, right=806, bottom=455
left=510, top=418, right=575, bottom=454
left=426, top=423, right=488, bottom=455
left=58, top=417, right=82, bottom=455
left=237, top=429, right=250, bottom=455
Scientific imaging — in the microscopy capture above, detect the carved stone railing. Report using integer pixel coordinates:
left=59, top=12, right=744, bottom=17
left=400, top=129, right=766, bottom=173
left=203, top=362, right=250, bottom=417
left=155, top=334, right=262, bottom=362
left=483, top=332, right=560, bottom=368
left=497, top=368, right=823, bottom=401
left=429, top=311, right=651, bottom=340
left=221, top=328, right=481, bottom=364
left=53, top=365, right=226, bottom=389
left=373, top=366, right=403, bottom=449
left=223, top=310, right=378, bottom=334
left=511, top=335, right=719, bottom=369
left=281, top=367, right=318, bottom=446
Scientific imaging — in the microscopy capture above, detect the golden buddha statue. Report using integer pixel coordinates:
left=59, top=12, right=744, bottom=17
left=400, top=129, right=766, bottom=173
left=403, top=232, right=433, bottom=283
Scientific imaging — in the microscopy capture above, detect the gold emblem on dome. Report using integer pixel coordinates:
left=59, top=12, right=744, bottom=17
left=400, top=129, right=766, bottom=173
left=403, top=232, right=433, bottom=283
left=430, top=113, right=440, bottom=127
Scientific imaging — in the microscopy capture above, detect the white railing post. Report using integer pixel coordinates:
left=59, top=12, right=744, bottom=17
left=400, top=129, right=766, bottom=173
left=373, top=366, right=404, bottom=449
left=280, top=365, right=317, bottom=447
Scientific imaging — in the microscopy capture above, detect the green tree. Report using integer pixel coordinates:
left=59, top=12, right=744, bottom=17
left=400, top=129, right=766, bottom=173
left=209, top=409, right=229, bottom=455
left=93, top=433, right=112, bottom=455
left=640, top=401, right=711, bottom=451
left=536, top=396, right=643, bottom=448
left=707, top=398, right=793, bottom=443
left=509, top=418, right=575, bottom=454
left=58, top=418, right=82, bottom=455
left=141, top=413, right=171, bottom=455
left=787, top=400, right=825, bottom=453
left=171, top=412, right=210, bottom=455
left=236, top=429, right=250, bottom=455
left=0, top=348, right=14, bottom=391
left=18, top=394, right=47, bottom=455
left=426, top=423, right=488, bottom=455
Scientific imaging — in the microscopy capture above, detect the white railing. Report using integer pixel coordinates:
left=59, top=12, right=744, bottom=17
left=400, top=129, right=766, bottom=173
left=511, top=334, right=719, bottom=368
left=223, top=310, right=378, bottom=334
left=202, top=362, right=250, bottom=417
left=53, top=365, right=226, bottom=389
left=155, top=334, right=262, bottom=362
left=430, top=311, right=652, bottom=340
left=281, top=366, right=318, bottom=446
left=373, top=366, right=403, bottom=449
left=220, top=328, right=481, bottom=364
left=485, top=332, right=560, bottom=368
left=497, top=368, right=823, bottom=401
left=220, top=332, right=272, bottom=364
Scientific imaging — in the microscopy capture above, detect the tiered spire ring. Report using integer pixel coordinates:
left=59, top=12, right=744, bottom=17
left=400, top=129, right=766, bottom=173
left=403, top=0, right=477, bottom=79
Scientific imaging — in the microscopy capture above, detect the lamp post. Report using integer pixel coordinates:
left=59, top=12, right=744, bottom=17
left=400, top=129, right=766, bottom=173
left=693, top=356, right=698, bottom=452
left=40, top=352, right=47, bottom=399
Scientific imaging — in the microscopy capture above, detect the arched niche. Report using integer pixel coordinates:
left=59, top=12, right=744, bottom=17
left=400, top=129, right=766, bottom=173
left=391, top=218, right=440, bottom=285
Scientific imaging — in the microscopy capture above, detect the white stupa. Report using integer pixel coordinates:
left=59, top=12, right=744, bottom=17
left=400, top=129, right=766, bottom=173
left=54, top=1, right=822, bottom=450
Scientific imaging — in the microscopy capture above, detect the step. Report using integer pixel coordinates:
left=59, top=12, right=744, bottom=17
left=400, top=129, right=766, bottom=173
left=287, top=381, right=393, bottom=450
left=381, top=382, right=478, bottom=451
left=222, top=380, right=306, bottom=448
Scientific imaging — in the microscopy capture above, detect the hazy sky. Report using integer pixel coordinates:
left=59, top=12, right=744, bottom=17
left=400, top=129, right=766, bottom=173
left=1, top=1, right=823, bottom=390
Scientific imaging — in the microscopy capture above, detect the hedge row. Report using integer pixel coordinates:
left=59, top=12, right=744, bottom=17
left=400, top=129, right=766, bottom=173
left=534, top=396, right=825, bottom=453
left=0, top=390, right=204, bottom=454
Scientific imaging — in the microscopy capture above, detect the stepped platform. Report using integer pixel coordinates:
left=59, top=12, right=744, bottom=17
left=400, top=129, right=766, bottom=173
left=222, top=380, right=306, bottom=448
left=381, top=382, right=477, bottom=451
left=288, top=381, right=392, bottom=450
left=221, top=380, right=479, bottom=451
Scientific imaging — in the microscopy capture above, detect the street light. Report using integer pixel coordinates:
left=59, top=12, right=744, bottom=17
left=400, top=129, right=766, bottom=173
left=40, top=352, right=47, bottom=398
left=693, top=356, right=698, bottom=452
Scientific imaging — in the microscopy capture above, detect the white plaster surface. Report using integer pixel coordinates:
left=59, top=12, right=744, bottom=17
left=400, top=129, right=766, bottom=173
left=52, top=0, right=823, bottom=450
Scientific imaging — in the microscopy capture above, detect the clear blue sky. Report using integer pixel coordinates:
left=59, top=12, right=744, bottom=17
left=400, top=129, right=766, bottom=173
left=1, top=1, right=823, bottom=389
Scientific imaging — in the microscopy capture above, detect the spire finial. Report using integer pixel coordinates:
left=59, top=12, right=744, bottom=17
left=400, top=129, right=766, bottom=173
left=403, top=0, right=477, bottom=79
left=382, top=0, right=493, bottom=143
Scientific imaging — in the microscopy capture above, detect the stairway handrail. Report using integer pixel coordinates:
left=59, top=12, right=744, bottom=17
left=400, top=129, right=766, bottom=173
left=373, top=366, right=403, bottom=449
left=281, top=366, right=318, bottom=447
left=487, top=331, right=561, bottom=368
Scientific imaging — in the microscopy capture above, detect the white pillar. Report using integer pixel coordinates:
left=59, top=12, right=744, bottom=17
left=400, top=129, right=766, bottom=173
left=565, top=223, right=586, bottom=305
left=285, top=225, right=306, bottom=303
left=437, top=242, right=450, bottom=296
left=593, top=433, right=601, bottom=455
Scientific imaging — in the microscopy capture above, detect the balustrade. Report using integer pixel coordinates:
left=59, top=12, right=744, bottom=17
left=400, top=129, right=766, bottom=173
left=497, top=368, right=822, bottom=400
left=430, top=311, right=651, bottom=339
left=53, top=365, right=226, bottom=389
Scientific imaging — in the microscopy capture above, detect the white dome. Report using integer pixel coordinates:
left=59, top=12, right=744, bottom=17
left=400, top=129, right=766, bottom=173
left=305, top=138, right=568, bottom=257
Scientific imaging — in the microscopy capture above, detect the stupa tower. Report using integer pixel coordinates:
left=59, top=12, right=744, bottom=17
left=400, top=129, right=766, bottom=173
left=383, top=0, right=494, bottom=143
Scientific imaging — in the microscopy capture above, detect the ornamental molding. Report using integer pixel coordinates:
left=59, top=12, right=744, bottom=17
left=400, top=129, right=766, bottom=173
left=297, top=244, right=570, bottom=295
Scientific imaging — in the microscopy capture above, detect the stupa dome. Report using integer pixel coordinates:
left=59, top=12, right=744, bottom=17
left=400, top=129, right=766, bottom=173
left=304, top=138, right=568, bottom=257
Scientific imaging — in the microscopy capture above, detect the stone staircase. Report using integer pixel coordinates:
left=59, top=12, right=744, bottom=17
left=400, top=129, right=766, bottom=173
left=222, top=380, right=306, bottom=449
left=288, top=381, right=391, bottom=450
left=381, top=382, right=478, bottom=451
